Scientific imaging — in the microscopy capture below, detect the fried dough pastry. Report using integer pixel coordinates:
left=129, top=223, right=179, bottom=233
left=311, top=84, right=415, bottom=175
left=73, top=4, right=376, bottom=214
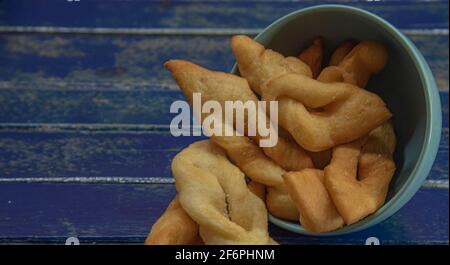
left=298, top=37, right=324, bottom=78
left=324, top=122, right=396, bottom=225
left=247, top=181, right=266, bottom=201
left=147, top=180, right=273, bottom=245
left=283, top=169, right=344, bottom=232
left=211, top=135, right=298, bottom=220
left=260, top=133, right=313, bottom=171
left=231, top=35, right=312, bottom=95
left=145, top=196, right=201, bottom=245
left=318, top=40, right=388, bottom=88
left=262, top=73, right=392, bottom=151
left=172, top=140, right=275, bottom=244
left=265, top=186, right=299, bottom=220
left=328, top=40, right=355, bottom=66
left=315, top=39, right=390, bottom=166
left=211, top=136, right=285, bottom=188
left=165, top=59, right=313, bottom=171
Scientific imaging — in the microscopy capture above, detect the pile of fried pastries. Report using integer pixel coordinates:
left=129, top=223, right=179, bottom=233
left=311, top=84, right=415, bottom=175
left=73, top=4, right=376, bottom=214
left=145, top=36, right=396, bottom=245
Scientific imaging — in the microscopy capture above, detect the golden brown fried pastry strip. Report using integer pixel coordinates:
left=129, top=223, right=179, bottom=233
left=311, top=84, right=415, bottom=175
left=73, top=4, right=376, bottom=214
left=262, top=73, right=392, bottom=151
left=247, top=181, right=266, bottom=201
left=298, top=37, right=324, bottom=78
left=265, top=186, right=299, bottom=221
left=283, top=169, right=344, bottom=232
left=284, top=42, right=391, bottom=230
left=211, top=135, right=298, bottom=221
left=211, top=136, right=285, bottom=188
left=231, top=36, right=391, bottom=151
left=318, top=40, right=388, bottom=88
left=324, top=123, right=396, bottom=225
left=165, top=59, right=313, bottom=171
left=146, top=180, right=274, bottom=245
left=172, top=140, right=276, bottom=245
left=318, top=44, right=396, bottom=225
left=328, top=40, right=355, bottom=66
left=145, top=196, right=201, bottom=245
left=231, top=35, right=312, bottom=95
left=260, top=133, right=313, bottom=171
left=316, top=39, right=391, bottom=167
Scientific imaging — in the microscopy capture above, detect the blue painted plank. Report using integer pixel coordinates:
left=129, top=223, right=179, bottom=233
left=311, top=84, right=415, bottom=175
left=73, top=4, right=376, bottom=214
left=0, top=129, right=446, bottom=181
left=0, top=35, right=233, bottom=85
left=0, top=183, right=177, bottom=238
left=412, top=34, right=449, bottom=89
left=270, top=188, right=449, bottom=244
left=0, top=0, right=448, bottom=29
left=0, top=34, right=447, bottom=88
left=0, top=132, right=206, bottom=179
left=0, top=89, right=185, bottom=125
left=0, top=183, right=447, bottom=244
left=432, top=128, right=449, bottom=181
left=0, top=89, right=447, bottom=127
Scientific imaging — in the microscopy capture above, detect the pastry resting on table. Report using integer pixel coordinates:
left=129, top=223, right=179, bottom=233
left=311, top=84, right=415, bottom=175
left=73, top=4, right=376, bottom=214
left=145, top=34, right=396, bottom=243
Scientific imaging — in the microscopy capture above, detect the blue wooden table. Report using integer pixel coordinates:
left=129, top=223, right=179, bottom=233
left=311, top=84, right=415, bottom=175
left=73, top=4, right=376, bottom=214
left=0, top=0, right=448, bottom=245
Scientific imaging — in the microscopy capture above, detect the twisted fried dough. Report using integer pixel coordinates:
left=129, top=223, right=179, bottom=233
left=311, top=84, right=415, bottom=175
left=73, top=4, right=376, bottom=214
left=211, top=135, right=298, bottom=220
left=231, top=35, right=312, bottom=95
left=283, top=169, right=344, bottom=232
left=247, top=181, right=266, bottom=201
left=262, top=73, right=392, bottom=151
left=298, top=37, right=324, bottom=78
left=314, top=38, right=393, bottom=166
left=318, top=40, right=388, bottom=88
left=165, top=59, right=313, bottom=171
left=324, top=122, right=396, bottom=225
left=231, top=36, right=391, bottom=151
left=328, top=40, right=355, bottom=66
left=146, top=180, right=277, bottom=245
left=313, top=43, right=396, bottom=226
left=172, top=140, right=276, bottom=244
left=144, top=196, right=201, bottom=245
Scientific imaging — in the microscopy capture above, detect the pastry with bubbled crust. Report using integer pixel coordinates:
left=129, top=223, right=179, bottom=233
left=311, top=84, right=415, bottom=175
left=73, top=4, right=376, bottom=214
left=172, top=140, right=276, bottom=244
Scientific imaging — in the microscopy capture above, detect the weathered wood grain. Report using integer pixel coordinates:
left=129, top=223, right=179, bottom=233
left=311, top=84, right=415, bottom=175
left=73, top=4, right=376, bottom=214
left=0, top=129, right=446, bottom=181
left=0, top=34, right=447, bottom=88
left=0, top=89, right=185, bottom=124
left=0, top=88, right=447, bottom=125
left=0, top=132, right=203, bottom=179
left=0, top=0, right=448, bottom=29
left=0, top=183, right=447, bottom=244
left=0, top=0, right=447, bottom=245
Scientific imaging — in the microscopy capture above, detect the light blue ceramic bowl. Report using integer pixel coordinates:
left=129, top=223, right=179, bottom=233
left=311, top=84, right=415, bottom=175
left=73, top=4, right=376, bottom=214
left=231, top=5, right=442, bottom=235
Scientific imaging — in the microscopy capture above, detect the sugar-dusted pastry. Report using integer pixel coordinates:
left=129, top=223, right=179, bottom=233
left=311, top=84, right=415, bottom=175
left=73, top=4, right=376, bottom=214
left=262, top=73, right=392, bottom=151
left=324, top=122, right=396, bottom=225
left=283, top=169, right=344, bottom=232
left=165, top=59, right=313, bottom=171
left=172, top=140, right=276, bottom=244
left=298, top=37, right=324, bottom=78
left=144, top=196, right=202, bottom=245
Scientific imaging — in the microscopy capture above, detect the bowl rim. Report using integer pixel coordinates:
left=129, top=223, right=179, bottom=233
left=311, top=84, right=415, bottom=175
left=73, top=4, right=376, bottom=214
left=231, top=4, right=442, bottom=236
